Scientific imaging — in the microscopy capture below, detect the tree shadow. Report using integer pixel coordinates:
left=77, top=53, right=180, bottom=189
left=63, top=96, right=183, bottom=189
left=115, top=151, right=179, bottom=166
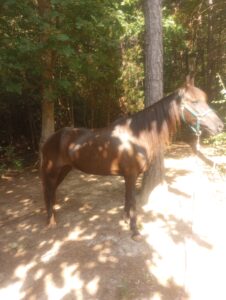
left=142, top=212, right=212, bottom=250
left=165, top=168, right=191, bottom=186
left=165, top=143, right=193, bottom=159
left=1, top=167, right=213, bottom=299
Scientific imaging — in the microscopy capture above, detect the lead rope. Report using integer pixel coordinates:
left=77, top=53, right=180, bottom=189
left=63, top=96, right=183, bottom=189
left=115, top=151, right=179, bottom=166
left=182, top=133, right=201, bottom=299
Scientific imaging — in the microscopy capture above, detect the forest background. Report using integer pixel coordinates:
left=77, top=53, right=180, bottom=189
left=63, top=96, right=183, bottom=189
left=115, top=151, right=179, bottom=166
left=0, top=0, right=225, bottom=170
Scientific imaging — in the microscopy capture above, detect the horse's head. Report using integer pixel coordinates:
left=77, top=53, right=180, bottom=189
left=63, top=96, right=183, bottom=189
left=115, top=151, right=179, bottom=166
left=178, top=76, right=224, bottom=136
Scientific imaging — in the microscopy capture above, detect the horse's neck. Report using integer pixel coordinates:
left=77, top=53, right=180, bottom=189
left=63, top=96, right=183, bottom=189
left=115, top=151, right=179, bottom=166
left=112, top=92, right=179, bottom=158
left=135, top=93, right=179, bottom=153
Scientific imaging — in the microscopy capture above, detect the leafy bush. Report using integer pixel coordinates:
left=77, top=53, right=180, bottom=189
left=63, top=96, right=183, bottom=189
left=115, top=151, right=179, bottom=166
left=204, top=74, right=226, bottom=152
left=0, top=145, right=24, bottom=173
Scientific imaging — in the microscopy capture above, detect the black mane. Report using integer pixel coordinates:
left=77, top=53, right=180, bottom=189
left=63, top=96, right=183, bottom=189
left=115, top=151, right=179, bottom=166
left=114, top=91, right=181, bottom=147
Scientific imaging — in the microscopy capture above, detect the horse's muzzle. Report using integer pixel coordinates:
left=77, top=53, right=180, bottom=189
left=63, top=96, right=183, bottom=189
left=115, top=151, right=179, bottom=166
left=217, top=122, right=224, bottom=133
left=208, top=120, right=224, bottom=136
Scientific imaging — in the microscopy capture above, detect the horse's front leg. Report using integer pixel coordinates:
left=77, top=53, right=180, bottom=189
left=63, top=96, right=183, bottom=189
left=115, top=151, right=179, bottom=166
left=124, top=176, right=141, bottom=241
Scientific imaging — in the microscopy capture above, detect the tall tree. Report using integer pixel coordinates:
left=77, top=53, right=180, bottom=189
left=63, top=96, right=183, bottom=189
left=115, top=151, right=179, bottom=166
left=140, top=0, right=164, bottom=203
left=144, top=0, right=163, bottom=105
left=38, top=0, right=55, bottom=147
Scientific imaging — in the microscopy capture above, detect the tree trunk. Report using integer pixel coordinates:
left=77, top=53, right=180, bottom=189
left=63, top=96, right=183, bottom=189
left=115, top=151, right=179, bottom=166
left=40, top=98, right=54, bottom=145
left=143, top=0, right=163, bottom=105
left=140, top=0, right=164, bottom=204
left=37, top=0, right=55, bottom=147
left=140, top=149, right=165, bottom=204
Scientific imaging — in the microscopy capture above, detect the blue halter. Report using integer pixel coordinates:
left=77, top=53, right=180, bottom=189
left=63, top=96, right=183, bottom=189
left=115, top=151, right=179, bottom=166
left=181, top=102, right=213, bottom=135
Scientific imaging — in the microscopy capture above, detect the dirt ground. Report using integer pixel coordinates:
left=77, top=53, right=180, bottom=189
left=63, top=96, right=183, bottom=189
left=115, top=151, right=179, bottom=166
left=0, top=143, right=226, bottom=300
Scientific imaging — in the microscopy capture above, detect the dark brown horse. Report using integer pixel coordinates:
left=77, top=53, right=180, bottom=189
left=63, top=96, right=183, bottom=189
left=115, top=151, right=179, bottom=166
left=41, top=77, right=223, bottom=239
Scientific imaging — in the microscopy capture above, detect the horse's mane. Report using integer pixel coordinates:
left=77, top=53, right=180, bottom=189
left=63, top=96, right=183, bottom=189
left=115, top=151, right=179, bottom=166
left=115, top=91, right=181, bottom=151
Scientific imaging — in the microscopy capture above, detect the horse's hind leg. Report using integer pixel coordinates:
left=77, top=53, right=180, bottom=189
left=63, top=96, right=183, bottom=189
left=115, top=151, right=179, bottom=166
left=42, top=170, right=58, bottom=227
left=56, top=165, right=72, bottom=187
left=42, top=165, right=72, bottom=227
left=124, top=175, right=141, bottom=241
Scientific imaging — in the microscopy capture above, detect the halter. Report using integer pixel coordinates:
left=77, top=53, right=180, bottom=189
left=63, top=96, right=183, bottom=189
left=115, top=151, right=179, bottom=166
left=181, top=101, right=213, bottom=136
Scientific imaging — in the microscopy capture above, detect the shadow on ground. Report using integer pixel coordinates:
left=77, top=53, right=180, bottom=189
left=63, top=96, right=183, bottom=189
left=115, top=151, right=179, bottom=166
left=1, top=143, right=219, bottom=299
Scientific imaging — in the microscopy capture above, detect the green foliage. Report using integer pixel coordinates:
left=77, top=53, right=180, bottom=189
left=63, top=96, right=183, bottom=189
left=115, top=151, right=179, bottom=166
left=0, top=0, right=124, bottom=139
left=205, top=74, right=226, bottom=150
left=117, top=0, right=144, bottom=113
left=0, top=145, right=24, bottom=172
left=214, top=74, right=226, bottom=105
left=0, top=0, right=225, bottom=159
left=212, top=74, right=226, bottom=130
left=163, top=8, right=187, bottom=92
left=205, top=132, right=226, bottom=147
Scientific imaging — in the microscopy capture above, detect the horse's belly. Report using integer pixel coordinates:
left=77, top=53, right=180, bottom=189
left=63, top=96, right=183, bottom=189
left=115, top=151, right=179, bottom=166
left=74, top=158, right=121, bottom=176
left=69, top=139, right=149, bottom=176
left=70, top=147, right=121, bottom=175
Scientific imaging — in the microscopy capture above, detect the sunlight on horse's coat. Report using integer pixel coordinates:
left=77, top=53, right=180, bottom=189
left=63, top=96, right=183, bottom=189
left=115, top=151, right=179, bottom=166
left=109, top=157, right=120, bottom=174
left=41, top=82, right=223, bottom=238
left=113, top=128, right=133, bottom=151
left=47, top=160, right=53, bottom=171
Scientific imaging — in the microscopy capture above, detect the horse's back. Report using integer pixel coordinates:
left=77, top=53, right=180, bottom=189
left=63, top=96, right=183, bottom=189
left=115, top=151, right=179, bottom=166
left=41, top=127, right=90, bottom=167
left=41, top=125, right=149, bottom=176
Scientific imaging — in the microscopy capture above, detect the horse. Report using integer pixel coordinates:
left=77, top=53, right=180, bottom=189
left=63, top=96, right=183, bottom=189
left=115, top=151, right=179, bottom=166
left=41, top=77, right=224, bottom=240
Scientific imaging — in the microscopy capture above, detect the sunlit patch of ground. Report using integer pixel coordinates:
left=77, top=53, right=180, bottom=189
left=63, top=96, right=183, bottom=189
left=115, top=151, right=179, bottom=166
left=0, top=143, right=225, bottom=300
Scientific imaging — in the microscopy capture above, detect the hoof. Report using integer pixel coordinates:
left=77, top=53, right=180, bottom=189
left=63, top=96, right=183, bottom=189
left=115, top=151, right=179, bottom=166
left=131, top=232, right=143, bottom=242
left=47, top=222, right=56, bottom=229
left=47, top=215, right=56, bottom=228
left=123, top=212, right=129, bottom=224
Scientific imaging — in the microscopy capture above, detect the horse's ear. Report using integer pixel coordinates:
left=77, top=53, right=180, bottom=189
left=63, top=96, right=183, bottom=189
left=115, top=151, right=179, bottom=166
left=186, top=74, right=195, bottom=86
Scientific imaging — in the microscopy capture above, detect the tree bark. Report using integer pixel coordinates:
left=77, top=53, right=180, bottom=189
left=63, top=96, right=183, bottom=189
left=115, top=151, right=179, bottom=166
left=37, top=0, right=55, bottom=147
left=40, top=97, right=54, bottom=145
left=143, top=0, right=163, bottom=105
left=140, top=0, right=164, bottom=204
left=140, top=149, right=165, bottom=204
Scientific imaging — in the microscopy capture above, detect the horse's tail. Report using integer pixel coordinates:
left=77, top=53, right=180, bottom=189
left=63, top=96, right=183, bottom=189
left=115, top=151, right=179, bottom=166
left=39, top=137, right=49, bottom=180
left=39, top=150, right=43, bottom=176
left=39, top=143, right=45, bottom=180
left=39, top=131, right=56, bottom=176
